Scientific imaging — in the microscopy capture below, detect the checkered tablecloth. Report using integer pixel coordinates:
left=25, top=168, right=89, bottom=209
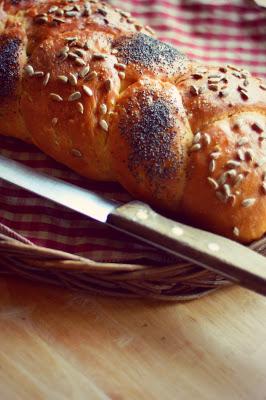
left=1, top=0, right=266, bottom=262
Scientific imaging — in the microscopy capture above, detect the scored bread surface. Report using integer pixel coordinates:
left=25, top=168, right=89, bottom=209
left=1, top=0, right=266, bottom=243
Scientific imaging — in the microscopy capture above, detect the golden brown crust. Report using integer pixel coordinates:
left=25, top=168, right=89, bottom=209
left=21, top=29, right=121, bottom=180
left=181, top=112, right=266, bottom=242
left=1, top=0, right=266, bottom=243
left=176, top=64, right=266, bottom=132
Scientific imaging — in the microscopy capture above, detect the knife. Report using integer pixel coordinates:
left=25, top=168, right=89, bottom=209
left=0, top=154, right=266, bottom=296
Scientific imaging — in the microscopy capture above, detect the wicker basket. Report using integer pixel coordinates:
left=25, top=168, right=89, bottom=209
left=0, top=225, right=265, bottom=300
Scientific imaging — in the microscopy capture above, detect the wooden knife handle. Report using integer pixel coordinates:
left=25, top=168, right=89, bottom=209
left=108, top=201, right=266, bottom=296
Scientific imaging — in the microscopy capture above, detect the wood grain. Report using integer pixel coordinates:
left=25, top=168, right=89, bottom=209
left=0, top=277, right=265, bottom=400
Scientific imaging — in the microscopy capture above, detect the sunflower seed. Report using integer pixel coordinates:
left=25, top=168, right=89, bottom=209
left=50, top=93, right=63, bottom=102
left=118, top=72, right=126, bottom=80
left=92, top=53, right=107, bottom=60
left=237, top=137, right=249, bottom=146
left=241, top=69, right=250, bottom=77
left=233, top=227, right=240, bottom=236
left=83, top=4, right=91, bottom=16
left=68, top=91, right=81, bottom=101
left=24, top=65, right=34, bottom=76
left=35, top=16, right=48, bottom=23
left=71, top=148, right=82, bottom=157
left=238, top=85, right=248, bottom=93
left=82, top=85, right=93, bottom=97
left=232, top=72, right=241, bottom=78
left=48, top=5, right=58, bottom=13
left=55, top=9, right=64, bottom=16
left=219, top=67, right=227, bottom=73
left=190, top=143, right=201, bottom=152
left=68, top=72, right=77, bottom=86
left=245, top=149, right=254, bottom=161
left=192, top=73, right=203, bottom=80
left=222, top=184, right=231, bottom=197
left=65, top=36, right=78, bottom=42
left=210, top=151, right=221, bottom=160
left=242, top=198, right=256, bottom=208
left=68, top=52, right=78, bottom=59
left=53, top=17, right=66, bottom=23
left=228, top=194, right=236, bottom=206
left=226, top=160, right=241, bottom=168
left=100, top=103, right=107, bottom=114
left=203, top=133, right=211, bottom=146
left=208, top=74, right=222, bottom=79
left=57, top=75, right=68, bottom=83
left=219, top=88, right=230, bottom=97
left=114, top=63, right=126, bottom=71
left=120, top=10, right=131, bottom=18
left=57, top=51, right=68, bottom=61
left=65, top=10, right=79, bottom=17
left=227, top=169, right=237, bottom=179
left=234, top=173, right=244, bottom=185
left=43, top=72, right=50, bottom=86
left=34, top=71, right=44, bottom=77
left=209, top=159, right=216, bottom=173
left=64, top=5, right=75, bottom=11
left=208, top=78, right=221, bottom=84
left=77, top=102, right=84, bottom=114
left=251, top=122, right=263, bottom=134
left=218, top=172, right=228, bottom=186
left=190, top=85, right=199, bottom=96
left=193, top=132, right=202, bottom=144
left=74, top=48, right=87, bottom=58
left=240, top=91, right=249, bottom=101
left=243, top=79, right=249, bottom=87
left=259, top=84, right=266, bottom=91
left=97, top=8, right=107, bottom=16
left=259, top=135, right=266, bottom=142
left=84, top=71, right=98, bottom=81
left=99, top=119, right=109, bottom=132
left=69, top=40, right=83, bottom=48
left=208, top=84, right=218, bottom=91
left=79, top=66, right=90, bottom=78
left=75, top=58, right=86, bottom=66
left=207, top=177, right=219, bottom=190
left=236, top=149, right=245, bottom=161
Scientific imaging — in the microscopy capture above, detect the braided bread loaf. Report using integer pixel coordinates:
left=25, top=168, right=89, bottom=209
left=1, top=0, right=266, bottom=243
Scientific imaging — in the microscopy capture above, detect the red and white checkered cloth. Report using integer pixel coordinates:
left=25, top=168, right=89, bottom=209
left=1, top=0, right=266, bottom=262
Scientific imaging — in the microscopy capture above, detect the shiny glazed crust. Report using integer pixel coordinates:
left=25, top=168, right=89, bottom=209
left=1, top=0, right=266, bottom=243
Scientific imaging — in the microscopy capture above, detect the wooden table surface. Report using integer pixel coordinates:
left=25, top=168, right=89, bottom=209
left=0, top=277, right=265, bottom=400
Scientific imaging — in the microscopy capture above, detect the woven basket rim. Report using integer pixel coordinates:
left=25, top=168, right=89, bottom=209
left=0, top=225, right=265, bottom=300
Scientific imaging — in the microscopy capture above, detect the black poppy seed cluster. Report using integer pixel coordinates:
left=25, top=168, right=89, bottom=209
left=0, top=36, right=21, bottom=98
left=119, top=90, right=184, bottom=183
left=113, top=33, right=188, bottom=74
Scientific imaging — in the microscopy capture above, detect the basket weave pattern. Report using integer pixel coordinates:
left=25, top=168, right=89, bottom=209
left=0, top=231, right=265, bottom=300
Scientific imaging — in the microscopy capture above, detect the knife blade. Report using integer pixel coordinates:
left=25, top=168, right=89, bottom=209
left=1, top=154, right=266, bottom=296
